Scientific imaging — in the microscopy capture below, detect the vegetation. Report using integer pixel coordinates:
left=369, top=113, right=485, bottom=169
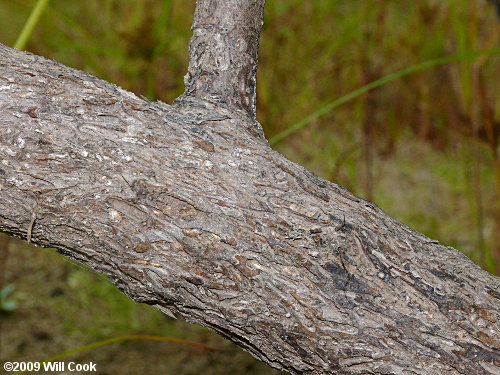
left=0, top=284, right=17, bottom=313
left=0, top=0, right=498, bottom=373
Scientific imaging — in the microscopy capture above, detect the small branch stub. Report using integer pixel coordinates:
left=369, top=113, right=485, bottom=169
left=178, top=0, right=265, bottom=118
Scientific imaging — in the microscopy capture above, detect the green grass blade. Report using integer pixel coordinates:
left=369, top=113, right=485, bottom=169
left=269, top=48, right=500, bottom=145
left=14, top=335, right=232, bottom=375
left=153, top=0, right=172, bottom=40
left=14, top=0, right=50, bottom=50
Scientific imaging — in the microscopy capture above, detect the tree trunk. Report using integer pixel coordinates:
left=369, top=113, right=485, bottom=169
left=0, top=1, right=498, bottom=374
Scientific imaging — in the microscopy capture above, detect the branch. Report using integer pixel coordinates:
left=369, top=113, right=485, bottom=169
left=1, top=1, right=499, bottom=372
left=177, top=0, right=265, bottom=118
left=0, top=43, right=498, bottom=375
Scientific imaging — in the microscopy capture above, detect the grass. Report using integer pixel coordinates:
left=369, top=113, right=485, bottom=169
left=269, top=48, right=500, bottom=145
left=15, top=335, right=231, bottom=375
left=13, top=0, right=49, bottom=50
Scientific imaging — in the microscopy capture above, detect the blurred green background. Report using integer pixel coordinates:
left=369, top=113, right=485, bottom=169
left=0, top=0, right=498, bottom=374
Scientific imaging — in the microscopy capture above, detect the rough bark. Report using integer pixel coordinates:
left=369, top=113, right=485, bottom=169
left=0, top=1, right=499, bottom=374
left=177, top=0, right=265, bottom=118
